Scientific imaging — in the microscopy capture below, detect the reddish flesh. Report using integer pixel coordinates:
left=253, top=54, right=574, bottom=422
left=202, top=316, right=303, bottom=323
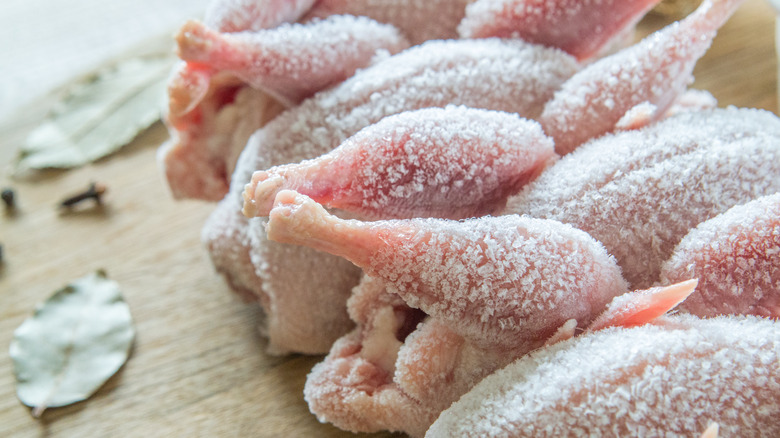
left=459, top=0, right=662, bottom=61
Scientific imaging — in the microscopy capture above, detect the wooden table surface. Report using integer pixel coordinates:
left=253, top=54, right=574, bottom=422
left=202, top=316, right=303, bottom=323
left=0, top=1, right=777, bottom=436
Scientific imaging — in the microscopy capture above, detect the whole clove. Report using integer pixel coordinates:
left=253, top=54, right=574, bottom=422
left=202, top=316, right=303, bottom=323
left=2, top=188, right=15, bottom=212
left=59, top=182, right=107, bottom=209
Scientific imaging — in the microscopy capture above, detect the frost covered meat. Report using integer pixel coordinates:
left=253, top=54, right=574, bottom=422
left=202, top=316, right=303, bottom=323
left=203, top=38, right=579, bottom=353
left=660, top=192, right=780, bottom=319
left=242, top=106, right=557, bottom=220
left=507, top=107, right=780, bottom=289
left=539, top=0, right=746, bottom=154
left=176, top=16, right=409, bottom=107
left=459, top=0, right=662, bottom=61
left=204, top=0, right=316, bottom=32
left=264, top=191, right=628, bottom=435
left=427, top=315, right=780, bottom=437
left=162, top=15, right=407, bottom=200
left=305, top=0, right=475, bottom=44
left=266, top=191, right=628, bottom=351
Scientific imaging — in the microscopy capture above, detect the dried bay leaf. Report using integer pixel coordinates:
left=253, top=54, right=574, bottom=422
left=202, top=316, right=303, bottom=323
left=15, top=51, right=174, bottom=171
left=9, top=270, right=135, bottom=417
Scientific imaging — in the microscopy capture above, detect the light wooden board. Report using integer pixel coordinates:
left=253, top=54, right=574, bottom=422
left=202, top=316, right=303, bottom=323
left=0, top=1, right=776, bottom=436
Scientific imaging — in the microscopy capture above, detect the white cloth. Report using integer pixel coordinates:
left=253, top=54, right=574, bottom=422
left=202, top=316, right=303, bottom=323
left=0, top=0, right=211, bottom=123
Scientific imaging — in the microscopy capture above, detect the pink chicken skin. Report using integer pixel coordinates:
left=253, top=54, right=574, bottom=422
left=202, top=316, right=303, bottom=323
left=305, top=0, right=476, bottom=45
left=175, top=16, right=410, bottom=108
left=660, top=193, right=780, bottom=319
left=508, top=108, right=780, bottom=289
left=242, top=106, right=557, bottom=220
left=427, top=314, right=780, bottom=437
left=539, top=0, right=747, bottom=155
left=458, top=0, right=662, bottom=62
left=204, top=0, right=316, bottom=33
left=202, top=38, right=579, bottom=354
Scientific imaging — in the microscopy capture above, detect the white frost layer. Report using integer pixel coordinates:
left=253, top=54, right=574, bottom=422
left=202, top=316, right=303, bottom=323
left=428, top=314, right=780, bottom=437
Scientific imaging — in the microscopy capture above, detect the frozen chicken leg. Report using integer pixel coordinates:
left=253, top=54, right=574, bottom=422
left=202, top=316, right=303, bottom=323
left=539, top=0, right=747, bottom=155
left=243, top=106, right=556, bottom=219
left=266, top=190, right=628, bottom=351
left=176, top=16, right=409, bottom=107
left=230, top=38, right=578, bottom=195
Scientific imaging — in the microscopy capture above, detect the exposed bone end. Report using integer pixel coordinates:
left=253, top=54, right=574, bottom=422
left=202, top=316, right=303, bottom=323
left=615, top=101, right=658, bottom=132
left=167, top=64, right=211, bottom=117
left=700, top=422, right=720, bottom=438
left=587, top=279, right=698, bottom=332
left=267, top=190, right=325, bottom=244
left=267, top=190, right=377, bottom=269
left=242, top=171, right=285, bottom=217
left=543, top=319, right=578, bottom=347
left=176, top=20, right=219, bottom=62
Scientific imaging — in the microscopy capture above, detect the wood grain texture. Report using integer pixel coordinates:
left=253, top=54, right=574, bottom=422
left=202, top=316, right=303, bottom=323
left=0, top=1, right=776, bottom=436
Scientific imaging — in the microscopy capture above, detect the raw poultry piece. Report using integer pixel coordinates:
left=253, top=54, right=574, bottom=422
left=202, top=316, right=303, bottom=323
left=160, top=71, right=284, bottom=200
left=584, top=279, right=698, bottom=332
left=539, top=0, right=746, bottom=155
left=266, top=190, right=628, bottom=353
left=507, top=107, right=780, bottom=289
left=458, top=0, right=662, bottom=61
left=660, top=193, right=780, bottom=318
left=176, top=16, right=410, bottom=107
left=305, top=0, right=475, bottom=44
left=204, top=0, right=316, bottom=32
left=163, top=15, right=407, bottom=200
left=427, top=314, right=780, bottom=437
left=202, top=37, right=580, bottom=354
left=242, top=106, right=557, bottom=219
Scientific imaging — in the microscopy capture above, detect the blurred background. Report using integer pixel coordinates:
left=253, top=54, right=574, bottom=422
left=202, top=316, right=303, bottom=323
left=0, top=0, right=211, bottom=123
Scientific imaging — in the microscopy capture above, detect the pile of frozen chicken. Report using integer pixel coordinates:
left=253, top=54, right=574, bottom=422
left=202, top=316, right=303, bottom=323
left=158, top=0, right=780, bottom=436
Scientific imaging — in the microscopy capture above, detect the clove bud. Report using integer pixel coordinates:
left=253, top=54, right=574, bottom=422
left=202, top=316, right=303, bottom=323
left=59, top=182, right=107, bottom=209
left=2, top=188, right=15, bottom=213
